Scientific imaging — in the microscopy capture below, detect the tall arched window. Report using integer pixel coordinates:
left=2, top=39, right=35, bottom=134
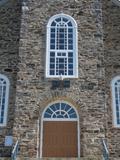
left=0, top=74, right=9, bottom=126
left=111, top=76, right=120, bottom=127
left=46, top=13, right=78, bottom=78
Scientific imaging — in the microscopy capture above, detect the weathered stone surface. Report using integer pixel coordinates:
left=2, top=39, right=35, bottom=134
left=0, top=0, right=21, bottom=157
left=12, top=0, right=105, bottom=159
left=102, top=0, right=120, bottom=159
left=0, top=0, right=120, bottom=159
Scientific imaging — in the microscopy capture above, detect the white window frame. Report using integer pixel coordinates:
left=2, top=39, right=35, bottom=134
left=111, top=76, right=120, bottom=127
left=40, top=100, right=80, bottom=158
left=0, top=74, right=10, bottom=127
left=46, top=13, right=78, bottom=79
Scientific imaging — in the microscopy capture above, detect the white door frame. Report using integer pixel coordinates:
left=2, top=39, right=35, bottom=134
left=40, top=101, right=80, bottom=158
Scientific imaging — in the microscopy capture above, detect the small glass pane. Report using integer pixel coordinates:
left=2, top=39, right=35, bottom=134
left=68, top=45, right=73, bottom=50
left=57, top=115, right=64, bottom=118
left=68, top=39, right=73, bottom=44
left=59, top=34, right=64, bottom=38
left=64, top=104, right=71, bottom=112
left=65, top=114, right=69, bottom=118
left=68, top=108, right=74, bottom=114
left=59, top=45, right=64, bottom=49
left=68, top=21, right=72, bottom=26
left=68, top=64, right=73, bottom=69
left=59, top=70, right=64, bottom=75
left=117, top=119, right=120, bottom=124
left=44, top=113, right=51, bottom=118
left=3, top=81, right=6, bottom=85
left=50, top=64, right=55, bottom=69
left=53, top=114, right=57, bottom=118
left=50, top=52, right=55, bottom=57
left=50, top=105, right=56, bottom=111
left=0, top=118, right=3, bottom=123
left=59, top=58, right=64, bottom=63
left=57, top=52, right=61, bottom=56
left=68, top=34, right=73, bottom=38
left=62, top=53, right=66, bottom=56
left=51, top=21, right=56, bottom=26
left=46, top=108, right=53, bottom=114
left=68, top=28, right=73, bottom=33
left=1, top=111, right=4, bottom=117
left=51, top=33, right=55, bottom=38
left=50, top=45, right=55, bottom=49
left=68, top=58, right=73, bottom=63
left=68, top=52, right=73, bottom=57
left=50, top=70, right=54, bottom=75
left=55, top=103, right=60, bottom=110
left=59, top=28, right=64, bottom=32
left=51, top=39, right=55, bottom=43
left=56, top=18, right=61, bottom=22
left=50, top=58, right=55, bottom=63
left=61, top=103, right=66, bottom=110
left=59, top=64, right=64, bottom=69
left=68, top=70, right=73, bottom=75
left=70, top=113, right=77, bottom=118
left=63, top=18, right=68, bottom=22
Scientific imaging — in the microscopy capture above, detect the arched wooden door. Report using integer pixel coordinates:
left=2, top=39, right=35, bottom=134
left=41, top=102, right=79, bottom=158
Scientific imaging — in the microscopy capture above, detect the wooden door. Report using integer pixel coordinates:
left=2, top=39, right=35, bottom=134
left=42, top=121, right=78, bottom=157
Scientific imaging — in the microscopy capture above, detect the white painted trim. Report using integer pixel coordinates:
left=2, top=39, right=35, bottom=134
left=77, top=117, right=80, bottom=158
left=40, top=100, right=80, bottom=158
left=111, top=76, right=120, bottom=128
left=12, top=140, right=19, bottom=154
left=102, top=139, right=109, bottom=154
left=47, top=13, right=77, bottom=28
left=0, top=74, right=10, bottom=127
left=43, top=118, right=78, bottom=121
left=36, top=119, right=40, bottom=158
left=45, top=13, right=78, bottom=78
left=40, top=115, right=43, bottom=158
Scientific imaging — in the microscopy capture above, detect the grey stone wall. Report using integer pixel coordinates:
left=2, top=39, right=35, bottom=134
left=13, top=0, right=105, bottom=159
left=103, top=0, right=120, bottom=159
left=0, top=0, right=21, bottom=152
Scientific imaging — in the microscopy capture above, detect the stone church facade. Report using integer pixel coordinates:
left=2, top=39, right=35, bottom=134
left=0, top=0, right=120, bottom=159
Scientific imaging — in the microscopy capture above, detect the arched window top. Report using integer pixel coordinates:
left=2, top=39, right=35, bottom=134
left=0, top=74, right=9, bottom=126
left=0, top=74, right=10, bottom=86
left=111, top=76, right=120, bottom=85
left=47, top=13, right=77, bottom=28
left=111, top=76, right=120, bottom=127
left=43, top=102, right=78, bottom=120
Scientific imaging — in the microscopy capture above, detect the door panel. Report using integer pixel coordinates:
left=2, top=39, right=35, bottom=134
left=42, top=121, right=78, bottom=157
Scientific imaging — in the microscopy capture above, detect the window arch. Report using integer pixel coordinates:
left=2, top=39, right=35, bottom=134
left=111, top=76, right=120, bottom=127
left=0, top=74, right=9, bottom=126
left=43, top=102, right=78, bottom=120
left=46, top=13, right=78, bottom=78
